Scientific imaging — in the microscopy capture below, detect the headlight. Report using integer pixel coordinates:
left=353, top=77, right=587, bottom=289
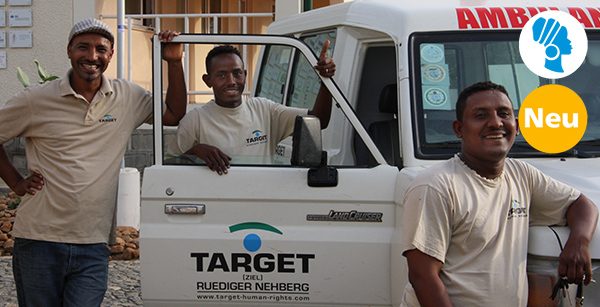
left=528, top=255, right=600, bottom=306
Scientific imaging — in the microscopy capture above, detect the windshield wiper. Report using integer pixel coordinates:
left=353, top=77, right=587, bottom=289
left=511, top=142, right=595, bottom=158
left=561, top=147, right=595, bottom=158
left=577, top=138, right=600, bottom=146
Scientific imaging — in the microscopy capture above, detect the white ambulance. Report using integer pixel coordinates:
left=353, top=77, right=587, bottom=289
left=141, top=0, right=600, bottom=305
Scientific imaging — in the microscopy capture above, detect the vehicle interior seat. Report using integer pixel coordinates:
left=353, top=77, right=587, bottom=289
left=368, top=83, right=401, bottom=167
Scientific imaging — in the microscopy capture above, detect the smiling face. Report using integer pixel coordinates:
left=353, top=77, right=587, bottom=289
left=67, top=33, right=113, bottom=85
left=453, top=89, right=519, bottom=163
left=202, top=53, right=247, bottom=108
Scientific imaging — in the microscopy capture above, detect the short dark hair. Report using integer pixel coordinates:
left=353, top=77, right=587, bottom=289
left=205, top=45, right=243, bottom=74
left=455, top=81, right=511, bottom=121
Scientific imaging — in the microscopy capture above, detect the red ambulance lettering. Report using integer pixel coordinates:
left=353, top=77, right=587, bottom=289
left=456, top=8, right=480, bottom=29
left=505, top=7, right=529, bottom=28
left=588, top=7, right=600, bottom=27
left=456, top=7, right=599, bottom=30
left=569, top=7, right=594, bottom=27
left=475, top=7, right=508, bottom=28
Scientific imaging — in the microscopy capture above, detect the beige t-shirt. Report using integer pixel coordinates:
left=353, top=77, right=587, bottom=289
left=401, top=155, right=580, bottom=307
left=168, top=97, right=307, bottom=163
left=0, top=70, right=153, bottom=244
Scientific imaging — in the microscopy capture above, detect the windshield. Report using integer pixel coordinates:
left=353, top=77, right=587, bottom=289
left=411, top=30, right=600, bottom=159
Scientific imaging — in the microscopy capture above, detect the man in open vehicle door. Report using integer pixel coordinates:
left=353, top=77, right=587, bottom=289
left=167, top=42, right=336, bottom=175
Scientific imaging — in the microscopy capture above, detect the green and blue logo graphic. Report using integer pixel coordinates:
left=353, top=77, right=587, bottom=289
left=229, top=222, right=283, bottom=252
left=246, top=130, right=268, bottom=146
left=252, top=130, right=263, bottom=137
left=99, top=114, right=117, bottom=123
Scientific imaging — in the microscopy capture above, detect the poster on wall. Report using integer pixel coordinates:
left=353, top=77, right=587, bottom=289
left=0, top=0, right=5, bottom=6
left=9, top=0, right=30, bottom=6
left=9, top=30, right=31, bottom=48
left=8, top=9, right=31, bottom=27
left=0, top=31, right=5, bottom=48
left=0, top=10, right=5, bottom=27
left=0, top=51, right=6, bottom=69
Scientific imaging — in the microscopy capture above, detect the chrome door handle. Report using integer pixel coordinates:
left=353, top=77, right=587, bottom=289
left=164, top=204, right=206, bottom=215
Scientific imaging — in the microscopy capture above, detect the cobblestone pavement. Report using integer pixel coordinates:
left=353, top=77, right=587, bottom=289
left=0, top=256, right=142, bottom=306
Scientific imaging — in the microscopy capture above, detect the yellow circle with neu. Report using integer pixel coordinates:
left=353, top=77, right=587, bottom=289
left=518, top=84, right=587, bottom=154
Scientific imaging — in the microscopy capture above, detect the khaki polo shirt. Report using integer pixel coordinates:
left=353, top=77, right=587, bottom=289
left=168, top=97, right=307, bottom=161
left=401, top=156, right=579, bottom=306
left=0, top=70, right=153, bottom=244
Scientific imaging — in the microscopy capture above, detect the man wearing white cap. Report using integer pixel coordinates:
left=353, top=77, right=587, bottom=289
left=0, top=18, right=186, bottom=306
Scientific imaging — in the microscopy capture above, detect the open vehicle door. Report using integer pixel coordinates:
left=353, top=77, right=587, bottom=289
left=140, top=34, right=405, bottom=306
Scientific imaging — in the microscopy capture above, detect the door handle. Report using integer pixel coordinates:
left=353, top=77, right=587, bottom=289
left=164, top=204, right=206, bottom=215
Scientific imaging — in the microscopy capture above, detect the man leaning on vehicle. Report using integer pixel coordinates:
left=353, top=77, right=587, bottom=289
left=401, top=81, right=598, bottom=306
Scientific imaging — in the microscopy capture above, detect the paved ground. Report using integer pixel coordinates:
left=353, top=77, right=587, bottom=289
left=0, top=256, right=142, bottom=306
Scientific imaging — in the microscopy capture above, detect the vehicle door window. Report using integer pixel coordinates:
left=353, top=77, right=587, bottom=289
left=162, top=40, right=366, bottom=168
left=353, top=44, right=399, bottom=167
left=255, top=45, right=293, bottom=104
left=287, top=31, right=337, bottom=109
left=254, top=30, right=336, bottom=109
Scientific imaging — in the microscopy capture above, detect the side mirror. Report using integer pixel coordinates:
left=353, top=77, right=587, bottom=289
left=291, top=115, right=338, bottom=187
left=291, top=115, right=323, bottom=167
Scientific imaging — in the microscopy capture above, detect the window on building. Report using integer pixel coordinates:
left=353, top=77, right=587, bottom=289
left=126, top=0, right=156, bottom=29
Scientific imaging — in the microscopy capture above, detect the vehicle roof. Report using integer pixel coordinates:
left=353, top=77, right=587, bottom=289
left=268, top=0, right=600, bottom=42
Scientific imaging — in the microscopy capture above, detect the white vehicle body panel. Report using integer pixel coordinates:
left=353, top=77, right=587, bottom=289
left=141, top=0, right=600, bottom=305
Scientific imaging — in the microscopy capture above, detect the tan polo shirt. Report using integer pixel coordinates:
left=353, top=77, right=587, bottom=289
left=167, top=97, right=307, bottom=162
left=0, top=70, right=153, bottom=244
left=401, top=156, right=579, bottom=306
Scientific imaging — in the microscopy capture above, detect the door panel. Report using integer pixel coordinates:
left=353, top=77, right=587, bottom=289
left=143, top=34, right=398, bottom=306
left=141, top=166, right=398, bottom=306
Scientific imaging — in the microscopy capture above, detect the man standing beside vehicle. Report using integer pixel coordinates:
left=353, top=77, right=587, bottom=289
left=167, top=42, right=336, bottom=175
left=401, top=81, right=598, bottom=306
left=0, top=19, right=186, bottom=306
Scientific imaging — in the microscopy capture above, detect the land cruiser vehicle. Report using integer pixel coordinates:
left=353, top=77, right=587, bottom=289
left=140, top=0, right=600, bottom=306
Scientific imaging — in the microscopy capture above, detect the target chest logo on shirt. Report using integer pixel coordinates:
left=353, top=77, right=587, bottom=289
left=99, top=114, right=117, bottom=123
left=246, top=130, right=268, bottom=147
left=507, top=199, right=528, bottom=220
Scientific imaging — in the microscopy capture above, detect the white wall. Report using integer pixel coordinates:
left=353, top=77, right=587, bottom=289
left=0, top=0, right=75, bottom=104
left=73, top=0, right=96, bottom=22
left=275, top=0, right=302, bottom=21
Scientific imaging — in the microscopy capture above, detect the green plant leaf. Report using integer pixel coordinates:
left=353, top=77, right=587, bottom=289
left=34, top=59, right=48, bottom=79
left=17, top=67, right=30, bottom=88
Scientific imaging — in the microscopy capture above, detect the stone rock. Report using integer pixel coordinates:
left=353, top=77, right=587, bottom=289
left=115, top=236, right=126, bottom=245
left=110, top=244, right=125, bottom=254
left=3, top=238, right=14, bottom=253
left=110, top=253, right=124, bottom=261
left=118, top=226, right=137, bottom=236
left=0, top=222, right=12, bottom=233
left=122, top=247, right=139, bottom=260
left=0, top=233, right=8, bottom=241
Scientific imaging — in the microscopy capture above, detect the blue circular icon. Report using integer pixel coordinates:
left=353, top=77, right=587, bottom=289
left=243, top=234, right=261, bottom=252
